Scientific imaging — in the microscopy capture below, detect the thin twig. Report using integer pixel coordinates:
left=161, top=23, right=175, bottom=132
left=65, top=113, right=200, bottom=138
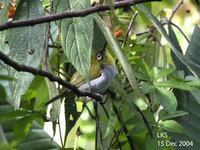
left=58, top=118, right=65, bottom=148
left=168, top=0, right=184, bottom=22
left=122, top=11, right=138, bottom=48
left=106, top=133, right=122, bottom=150
left=93, top=101, right=104, bottom=150
left=0, top=0, right=161, bottom=31
left=135, top=20, right=189, bottom=43
left=44, top=0, right=54, bottom=71
left=170, top=22, right=189, bottom=43
left=51, top=67, right=70, bottom=80
left=44, top=18, right=51, bottom=71
left=85, top=104, right=95, bottom=119
left=44, top=24, right=50, bottom=70
left=48, top=44, right=62, bottom=49
left=112, top=104, right=135, bottom=150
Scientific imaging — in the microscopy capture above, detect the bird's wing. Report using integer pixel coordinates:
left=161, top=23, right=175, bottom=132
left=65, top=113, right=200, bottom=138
left=70, top=72, right=87, bottom=87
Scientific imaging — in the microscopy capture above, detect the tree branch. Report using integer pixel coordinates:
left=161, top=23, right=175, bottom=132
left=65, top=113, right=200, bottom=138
left=0, top=51, right=102, bottom=101
left=168, top=0, right=184, bottom=22
left=0, top=0, right=161, bottom=31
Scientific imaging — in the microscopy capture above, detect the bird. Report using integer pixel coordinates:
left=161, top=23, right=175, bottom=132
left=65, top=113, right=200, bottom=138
left=45, top=48, right=116, bottom=106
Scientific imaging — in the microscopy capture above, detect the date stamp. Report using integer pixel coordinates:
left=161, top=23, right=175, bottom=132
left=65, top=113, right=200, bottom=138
left=157, top=132, right=193, bottom=147
left=158, top=140, right=193, bottom=147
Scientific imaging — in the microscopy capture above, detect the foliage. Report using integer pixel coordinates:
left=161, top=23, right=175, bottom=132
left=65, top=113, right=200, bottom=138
left=0, top=0, right=200, bottom=150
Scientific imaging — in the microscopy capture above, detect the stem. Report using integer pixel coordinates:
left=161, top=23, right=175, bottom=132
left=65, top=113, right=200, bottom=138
left=112, top=104, right=135, bottom=150
left=0, top=0, right=161, bottom=31
left=58, top=118, right=65, bottom=148
left=122, top=11, right=138, bottom=48
left=93, top=101, right=104, bottom=150
left=44, top=0, right=54, bottom=71
left=100, top=103, right=122, bottom=150
left=168, top=0, right=184, bottom=22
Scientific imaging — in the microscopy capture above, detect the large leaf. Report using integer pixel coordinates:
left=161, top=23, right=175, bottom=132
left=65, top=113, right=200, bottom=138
left=155, top=87, right=177, bottom=114
left=136, top=4, right=200, bottom=75
left=154, top=80, right=192, bottom=91
left=168, top=23, right=191, bottom=74
left=93, top=14, right=146, bottom=100
left=169, top=25, right=200, bottom=150
left=134, top=6, right=200, bottom=149
left=97, top=99, right=113, bottom=149
left=159, top=120, right=185, bottom=134
left=92, top=21, right=106, bottom=53
left=53, top=0, right=93, bottom=82
left=111, top=78, right=152, bottom=138
left=103, top=103, right=117, bottom=139
left=14, top=115, right=33, bottom=140
left=170, top=90, right=200, bottom=150
left=7, top=0, right=46, bottom=108
left=185, top=25, right=200, bottom=75
left=64, top=96, right=82, bottom=146
left=0, top=0, right=9, bottom=52
left=0, top=104, right=60, bottom=149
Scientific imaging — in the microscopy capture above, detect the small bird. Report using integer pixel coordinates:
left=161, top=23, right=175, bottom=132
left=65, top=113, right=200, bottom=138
left=45, top=48, right=116, bottom=106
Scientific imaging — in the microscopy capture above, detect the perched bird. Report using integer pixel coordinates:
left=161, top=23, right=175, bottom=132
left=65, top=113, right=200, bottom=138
left=45, top=48, right=116, bottom=106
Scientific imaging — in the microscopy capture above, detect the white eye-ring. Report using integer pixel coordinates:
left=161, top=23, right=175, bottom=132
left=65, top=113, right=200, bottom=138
left=97, top=53, right=103, bottom=60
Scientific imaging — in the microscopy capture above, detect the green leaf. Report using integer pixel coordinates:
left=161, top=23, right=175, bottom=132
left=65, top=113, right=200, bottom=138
left=159, top=120, right=185, bottom=133
left=143, top=40, right=160, bottom=68
left=168, top=22, right=190, bottom=73
left=0, top=75, right=13, bottom=81
left=126, top=123, right=146, bottom=136
left=145, top=127, right=165, bottom=150
left=155, top=87, right=177, bottom=114
left=189, top=88, right=200, bottom=104
left=132, top=3, right=152, bottom=26
left=172, top=90, right=200, bottom=149
left=125, top=116, right=141, bottom=125
left=0, top=0, right=9, bottom=52
left=169, top=25, right=200, bottom=148
left=155, top=80, right=192, bottom=91
left=111, top=78, right=152, bottom=137
left=21, top=76, right=49, bottom=111
left=64, top=96, right=82, bottom=145
left=0, top=104, right=60, bottom=149
left=136, top=4, right=200, bottom=75
left=187, top=80, right=200, bottom=88
left=149, top=67, right=159, bottom=81
left=7, top=0, right=46, bottom=108
left=185, top=25, right=200, bottom=75
left=93, top=14, right=146, bottom=100
left=158, top=109, right=188, bottom=121
left=54, top=0, right=93, bottom=82
left=14, top=115, right=33, bottom=140
left=92, top=21, right=106, bottom=52
left=154, top=68, right=175, bottom=81
left=97, top=100, right=112, bottom=148
left=141, top=82, right=155, bottom=94
left=104, top=103, right=117, bottom=139
left=0, top=110, right=30, bottom=120
left=45, top=79, right=61, bottom=121
left=0, top=85, right=6, bottom=103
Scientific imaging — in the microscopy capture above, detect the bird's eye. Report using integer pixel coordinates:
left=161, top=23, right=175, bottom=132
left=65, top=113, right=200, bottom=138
left=96, top=52, right=103, bottom=60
